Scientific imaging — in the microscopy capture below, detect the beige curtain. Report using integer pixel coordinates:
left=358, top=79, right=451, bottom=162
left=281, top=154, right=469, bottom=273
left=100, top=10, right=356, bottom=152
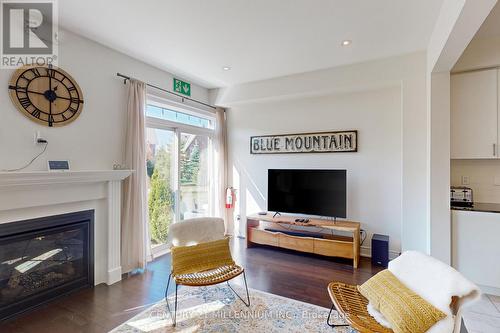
left=121, top=79, right=149, bottom=273
left=215, top=107, right=228, bottom=232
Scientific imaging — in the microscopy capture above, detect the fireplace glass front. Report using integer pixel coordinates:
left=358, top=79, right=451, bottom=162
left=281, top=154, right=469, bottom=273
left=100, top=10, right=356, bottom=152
left=0, top=211, right=94, bottom=320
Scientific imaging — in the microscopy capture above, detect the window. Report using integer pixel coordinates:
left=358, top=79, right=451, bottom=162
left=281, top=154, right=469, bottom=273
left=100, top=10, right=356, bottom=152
left=146, top=105, right=213, bottom=129
left=179, top=132, right=210, bottom=219
left=146, top=127, right=176, bottom=247
left=145, top=98, right=216, bottom=256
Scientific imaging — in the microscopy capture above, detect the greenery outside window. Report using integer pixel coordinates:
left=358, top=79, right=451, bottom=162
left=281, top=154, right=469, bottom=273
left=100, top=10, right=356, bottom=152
left=145, top=99, right=215, bottom=257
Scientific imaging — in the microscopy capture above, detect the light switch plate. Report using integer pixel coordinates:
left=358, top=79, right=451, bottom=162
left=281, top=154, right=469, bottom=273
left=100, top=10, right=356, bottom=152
left=461, top=176, right=470, bottom=185
left=494, top=175, right=500, bottom=186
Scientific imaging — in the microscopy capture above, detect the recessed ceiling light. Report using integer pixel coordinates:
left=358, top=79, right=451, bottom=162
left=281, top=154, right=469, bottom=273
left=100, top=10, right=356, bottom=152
left=222, top=66, right=231, bottom=71
left=341, top=40, right=352, bottom=46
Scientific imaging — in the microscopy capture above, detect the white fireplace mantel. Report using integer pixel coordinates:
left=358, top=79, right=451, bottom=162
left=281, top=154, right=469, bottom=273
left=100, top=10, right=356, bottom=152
left=0, top=170, right=133, bottom=286
left=0, top=170, right=133, bottom=187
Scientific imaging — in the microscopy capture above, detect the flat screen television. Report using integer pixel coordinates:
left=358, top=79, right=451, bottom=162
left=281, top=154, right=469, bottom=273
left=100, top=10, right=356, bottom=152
left=267, top=169, right=346, bottom=218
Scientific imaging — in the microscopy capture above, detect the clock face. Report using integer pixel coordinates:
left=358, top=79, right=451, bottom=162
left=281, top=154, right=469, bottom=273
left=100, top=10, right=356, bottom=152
left=8, top=65, right=84, bottom=127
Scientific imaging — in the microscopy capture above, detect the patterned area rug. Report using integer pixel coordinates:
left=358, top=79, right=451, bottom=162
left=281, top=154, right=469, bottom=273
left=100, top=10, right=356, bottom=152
left=110, top=284, right=356, bottom=332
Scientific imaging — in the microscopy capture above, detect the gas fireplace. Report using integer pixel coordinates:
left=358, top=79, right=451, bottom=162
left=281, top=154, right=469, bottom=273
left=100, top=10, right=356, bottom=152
left=0, top=211, right=94, bottom=321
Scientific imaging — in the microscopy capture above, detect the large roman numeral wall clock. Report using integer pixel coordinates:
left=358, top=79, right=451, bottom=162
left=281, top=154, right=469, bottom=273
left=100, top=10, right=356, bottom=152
left=8, top=65, right=84, bottom=127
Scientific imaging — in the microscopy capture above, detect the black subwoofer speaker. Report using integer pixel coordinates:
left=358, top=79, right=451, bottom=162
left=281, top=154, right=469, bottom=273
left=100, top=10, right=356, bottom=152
left=371, top=234, right=389, bottom=268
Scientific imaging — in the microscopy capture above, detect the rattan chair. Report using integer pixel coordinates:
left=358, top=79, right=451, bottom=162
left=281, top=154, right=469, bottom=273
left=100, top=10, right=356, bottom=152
left=165, top=217, right=250, bottom=327
left=328, top=250, right=474, bottom=333
left=327, top=282, right=393, bottom=333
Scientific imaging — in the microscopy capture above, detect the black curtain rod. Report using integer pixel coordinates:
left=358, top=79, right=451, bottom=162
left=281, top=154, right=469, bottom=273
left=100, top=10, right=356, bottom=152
left=116, top=72, right=216, bottom=110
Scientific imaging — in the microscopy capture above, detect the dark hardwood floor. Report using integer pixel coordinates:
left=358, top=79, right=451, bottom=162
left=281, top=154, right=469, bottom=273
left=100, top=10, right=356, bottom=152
left=1, top=238, right=383, bottom=333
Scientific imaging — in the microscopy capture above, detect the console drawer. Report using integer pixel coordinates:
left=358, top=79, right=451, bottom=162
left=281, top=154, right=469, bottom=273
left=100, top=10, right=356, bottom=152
left=248, top=228, right=279, bottom=246
left=278, top=233, right=314, bottom=252
left=314, top=238, right=353, bottom=258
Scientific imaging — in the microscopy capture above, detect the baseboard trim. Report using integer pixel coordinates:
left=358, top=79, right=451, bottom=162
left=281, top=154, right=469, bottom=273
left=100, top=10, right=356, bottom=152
left=360, top=245, right=400, bottom=260
left=107, top=267, right=122, bottom=285
left=478, top=284, right=500, bottom=296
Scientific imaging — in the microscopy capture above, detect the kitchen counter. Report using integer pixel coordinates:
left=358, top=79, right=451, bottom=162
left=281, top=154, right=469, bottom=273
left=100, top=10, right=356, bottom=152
left=451, top=202, right=500, bottom=213
left=452, top=209, right=500, bottom=294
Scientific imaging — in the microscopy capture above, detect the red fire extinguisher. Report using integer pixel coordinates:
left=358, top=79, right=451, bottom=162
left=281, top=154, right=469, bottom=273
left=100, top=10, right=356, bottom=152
left=226, top=187, right=235, bottom=209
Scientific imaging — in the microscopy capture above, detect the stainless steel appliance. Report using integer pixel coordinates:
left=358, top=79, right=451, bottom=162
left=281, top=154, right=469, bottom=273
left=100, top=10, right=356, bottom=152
left=450, top=186, right=473, bottom=207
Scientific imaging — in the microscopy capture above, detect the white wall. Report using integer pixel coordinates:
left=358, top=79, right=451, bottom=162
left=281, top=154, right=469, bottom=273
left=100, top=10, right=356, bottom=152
left=216, top=52, right=429, bottom=255
left=227, top=88, right=402, bottom=256
left=0, top=29, right=210, bottom=172
left=428, top=72, right=451, bottom=264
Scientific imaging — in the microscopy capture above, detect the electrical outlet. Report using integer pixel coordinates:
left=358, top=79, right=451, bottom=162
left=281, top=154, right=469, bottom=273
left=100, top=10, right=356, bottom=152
left=34, top=131, right=46, bottom=144
left=461, top=176, right=470, bottom=185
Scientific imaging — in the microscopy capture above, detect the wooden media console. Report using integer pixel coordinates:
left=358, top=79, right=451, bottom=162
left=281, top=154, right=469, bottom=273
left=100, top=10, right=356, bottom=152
left=246, top=213, right=361, bottom=268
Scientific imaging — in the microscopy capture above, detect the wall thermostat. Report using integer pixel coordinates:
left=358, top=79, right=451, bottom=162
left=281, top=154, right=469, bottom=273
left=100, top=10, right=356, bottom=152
left=48, top=160, right=70, bottom=171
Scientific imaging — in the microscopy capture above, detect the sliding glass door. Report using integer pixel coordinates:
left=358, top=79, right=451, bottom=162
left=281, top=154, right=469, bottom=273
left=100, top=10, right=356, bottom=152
left=180, top=132, right=211, bottom=220
left=146, top=127, right=177, bottom=252
left=145, top=101, right=215, bottom=256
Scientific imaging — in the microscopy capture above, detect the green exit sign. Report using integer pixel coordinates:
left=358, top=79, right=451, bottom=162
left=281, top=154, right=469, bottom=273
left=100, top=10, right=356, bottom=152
left=173, top=78, right=191, bottom=97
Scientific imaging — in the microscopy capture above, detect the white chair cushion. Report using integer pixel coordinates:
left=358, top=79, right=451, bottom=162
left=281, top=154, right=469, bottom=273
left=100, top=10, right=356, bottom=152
left=166, top=217, right=225, bottom=247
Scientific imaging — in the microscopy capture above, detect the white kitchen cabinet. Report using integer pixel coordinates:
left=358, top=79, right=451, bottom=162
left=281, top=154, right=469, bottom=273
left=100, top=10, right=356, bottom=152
left=451, top=69, right=498, bottom=159
left=451, top=210, right=500, bottom=294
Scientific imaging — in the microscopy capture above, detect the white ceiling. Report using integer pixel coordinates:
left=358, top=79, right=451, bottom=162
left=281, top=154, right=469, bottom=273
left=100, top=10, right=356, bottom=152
left=59, top=0, right=444, bottom=88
